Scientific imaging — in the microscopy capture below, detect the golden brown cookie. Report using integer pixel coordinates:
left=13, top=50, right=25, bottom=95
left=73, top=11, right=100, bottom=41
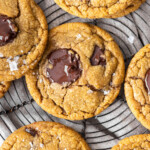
left=111, top=134, right=150, bottom=150
left=0, top=82, right=11, bottom=98
left=25, top=22, right=125, bottom=120
left=0, top=0, right=48, bottom=82
left=125, top=44, right=150, bottom=130
left=0, top=121, right=91, bottom=150
left=54, top=0, right=145, bottom=19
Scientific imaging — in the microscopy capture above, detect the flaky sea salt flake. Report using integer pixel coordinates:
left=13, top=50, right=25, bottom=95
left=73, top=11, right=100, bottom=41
left=76, top=34, right=82, bottom=39
left=0, top=53, right=3, bottom=57
left=87, top=90, right=93, bottom=94
left=128, top=36, right=135, bottom=44
left=23, top=60, right=26, bottom=64
left=40, top=143, right=44, bottom=148
left=7, top=59, right=18, bottom=71
left=103, top=90, right=110, bottom=95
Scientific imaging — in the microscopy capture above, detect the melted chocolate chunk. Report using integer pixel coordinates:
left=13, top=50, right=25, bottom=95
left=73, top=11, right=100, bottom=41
left=90, top=45, right=106, bottom=66
left=46, top=49, right=82, bottom=85
left=145, top=69, right=150, bottom=94
left=25, top=128, right=38, bottom=137
left=0, top=15, right=18, bottom=46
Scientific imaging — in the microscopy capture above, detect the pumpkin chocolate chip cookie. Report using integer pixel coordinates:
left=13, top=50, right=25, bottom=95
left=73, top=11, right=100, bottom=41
left=25, top=22, right=125, bottom=120
left=111, top=134, right=150, bottom=150
left=54, top=0, right=145, bottom=19
left=0, top=121, right=91, bottom=150
left=0, top=82, right=11, bottom=98
left=0, top=0, right=48, bottom=82
left=125, top=44, right=150, bottom=130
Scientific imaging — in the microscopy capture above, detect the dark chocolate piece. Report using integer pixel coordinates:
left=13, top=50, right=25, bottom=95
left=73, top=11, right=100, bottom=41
left=0, top=15, right=17, bottom=46
left=46, top=49, right=82, bottom=85
left=90, top=45, right=106, bottom=66
left=25, top=128, right=38, bottom=137
left=145, top=69, right=150, bottom=94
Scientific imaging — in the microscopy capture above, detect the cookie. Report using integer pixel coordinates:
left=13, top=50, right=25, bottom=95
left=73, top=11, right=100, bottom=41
left=0, top=121, right=91, bottom=150
left=111, top=134, right=150, bottom=150
left=0, top=0, right=48, bottom=82
left=54, top=0, right=145, bottom=19
left=25, top=22, right=125, bottom=120
left=125, top=44, right=150, bottom=130
left=0, top=82, right=11, bottom=98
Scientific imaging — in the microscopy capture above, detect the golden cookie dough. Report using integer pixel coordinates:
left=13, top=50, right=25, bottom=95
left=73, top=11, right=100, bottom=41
left=0, top=0, right=48, bottom=82
left=112, top=134, right=150, bottom=150
left=25, top=22, right=125, bottom=120
left=125, top=44, right=150, bottom=130
left=0, top=121, right=91, bottom=150
left=54, top=0, right=145, bottom=19
left=0, top=82, right=11, bottom=98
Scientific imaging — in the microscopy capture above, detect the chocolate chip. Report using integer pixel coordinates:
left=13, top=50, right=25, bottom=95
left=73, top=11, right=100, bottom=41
left=145, top=69, right=150, bottom=94
left=0, top=15, right=18, bottom=46
left=90, top=45, right=106, bottom=66
left=46, top=49, right=82, bottom=86
left=25, top=128, right=38, bottom=137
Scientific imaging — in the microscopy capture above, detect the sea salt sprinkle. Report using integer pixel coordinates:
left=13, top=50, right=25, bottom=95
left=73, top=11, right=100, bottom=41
left=128, top=36, right=135, bottom=44
left=76, top=34, right=82, bottom=39
left=87, top=89, right=93, bottom=94
left=0, top=53, right=3, bottom=57
left=7, top=56, right=19, bottom=71
left=29, top=142, right=33, bottom=150
left=103, top=90, right=110, bottom=95
left=23, top=60, right=26, bottom=64
left=32, top=72, right=36, bottom=75
left=40, top=143, right=44, bottom=148
left=64, top=65, right=69, bottom=76
left=39, top=78, right=43, bottom=83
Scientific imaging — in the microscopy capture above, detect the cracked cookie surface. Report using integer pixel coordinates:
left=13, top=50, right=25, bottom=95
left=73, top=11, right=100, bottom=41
left=111, top=134, right=150, bottom=150
left=0, top=0, right=48, bottom=82
left=0, top=81, right=10, bottom=98
left=54, top=0, right=145, bottom=19
left=0, top=121, right=91, bottom=150
left=125, top=44, right=150, bottom=130
left=25, top=23, right=125, bottom=120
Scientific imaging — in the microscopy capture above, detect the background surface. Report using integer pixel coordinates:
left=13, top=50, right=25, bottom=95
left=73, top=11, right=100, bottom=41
left=0, top=0, right=150, bottom=149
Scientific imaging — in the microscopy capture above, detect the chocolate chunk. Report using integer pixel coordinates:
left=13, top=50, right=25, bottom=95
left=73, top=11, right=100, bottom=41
left=46, top=49, right=82, bottom=86
left=90, top=45, right=106, bottom=66
left=145, top=69, right=150, bottom=94
left=25, top=128, right=38, bottom=137
left=0, top=15, right=18, bottom=46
